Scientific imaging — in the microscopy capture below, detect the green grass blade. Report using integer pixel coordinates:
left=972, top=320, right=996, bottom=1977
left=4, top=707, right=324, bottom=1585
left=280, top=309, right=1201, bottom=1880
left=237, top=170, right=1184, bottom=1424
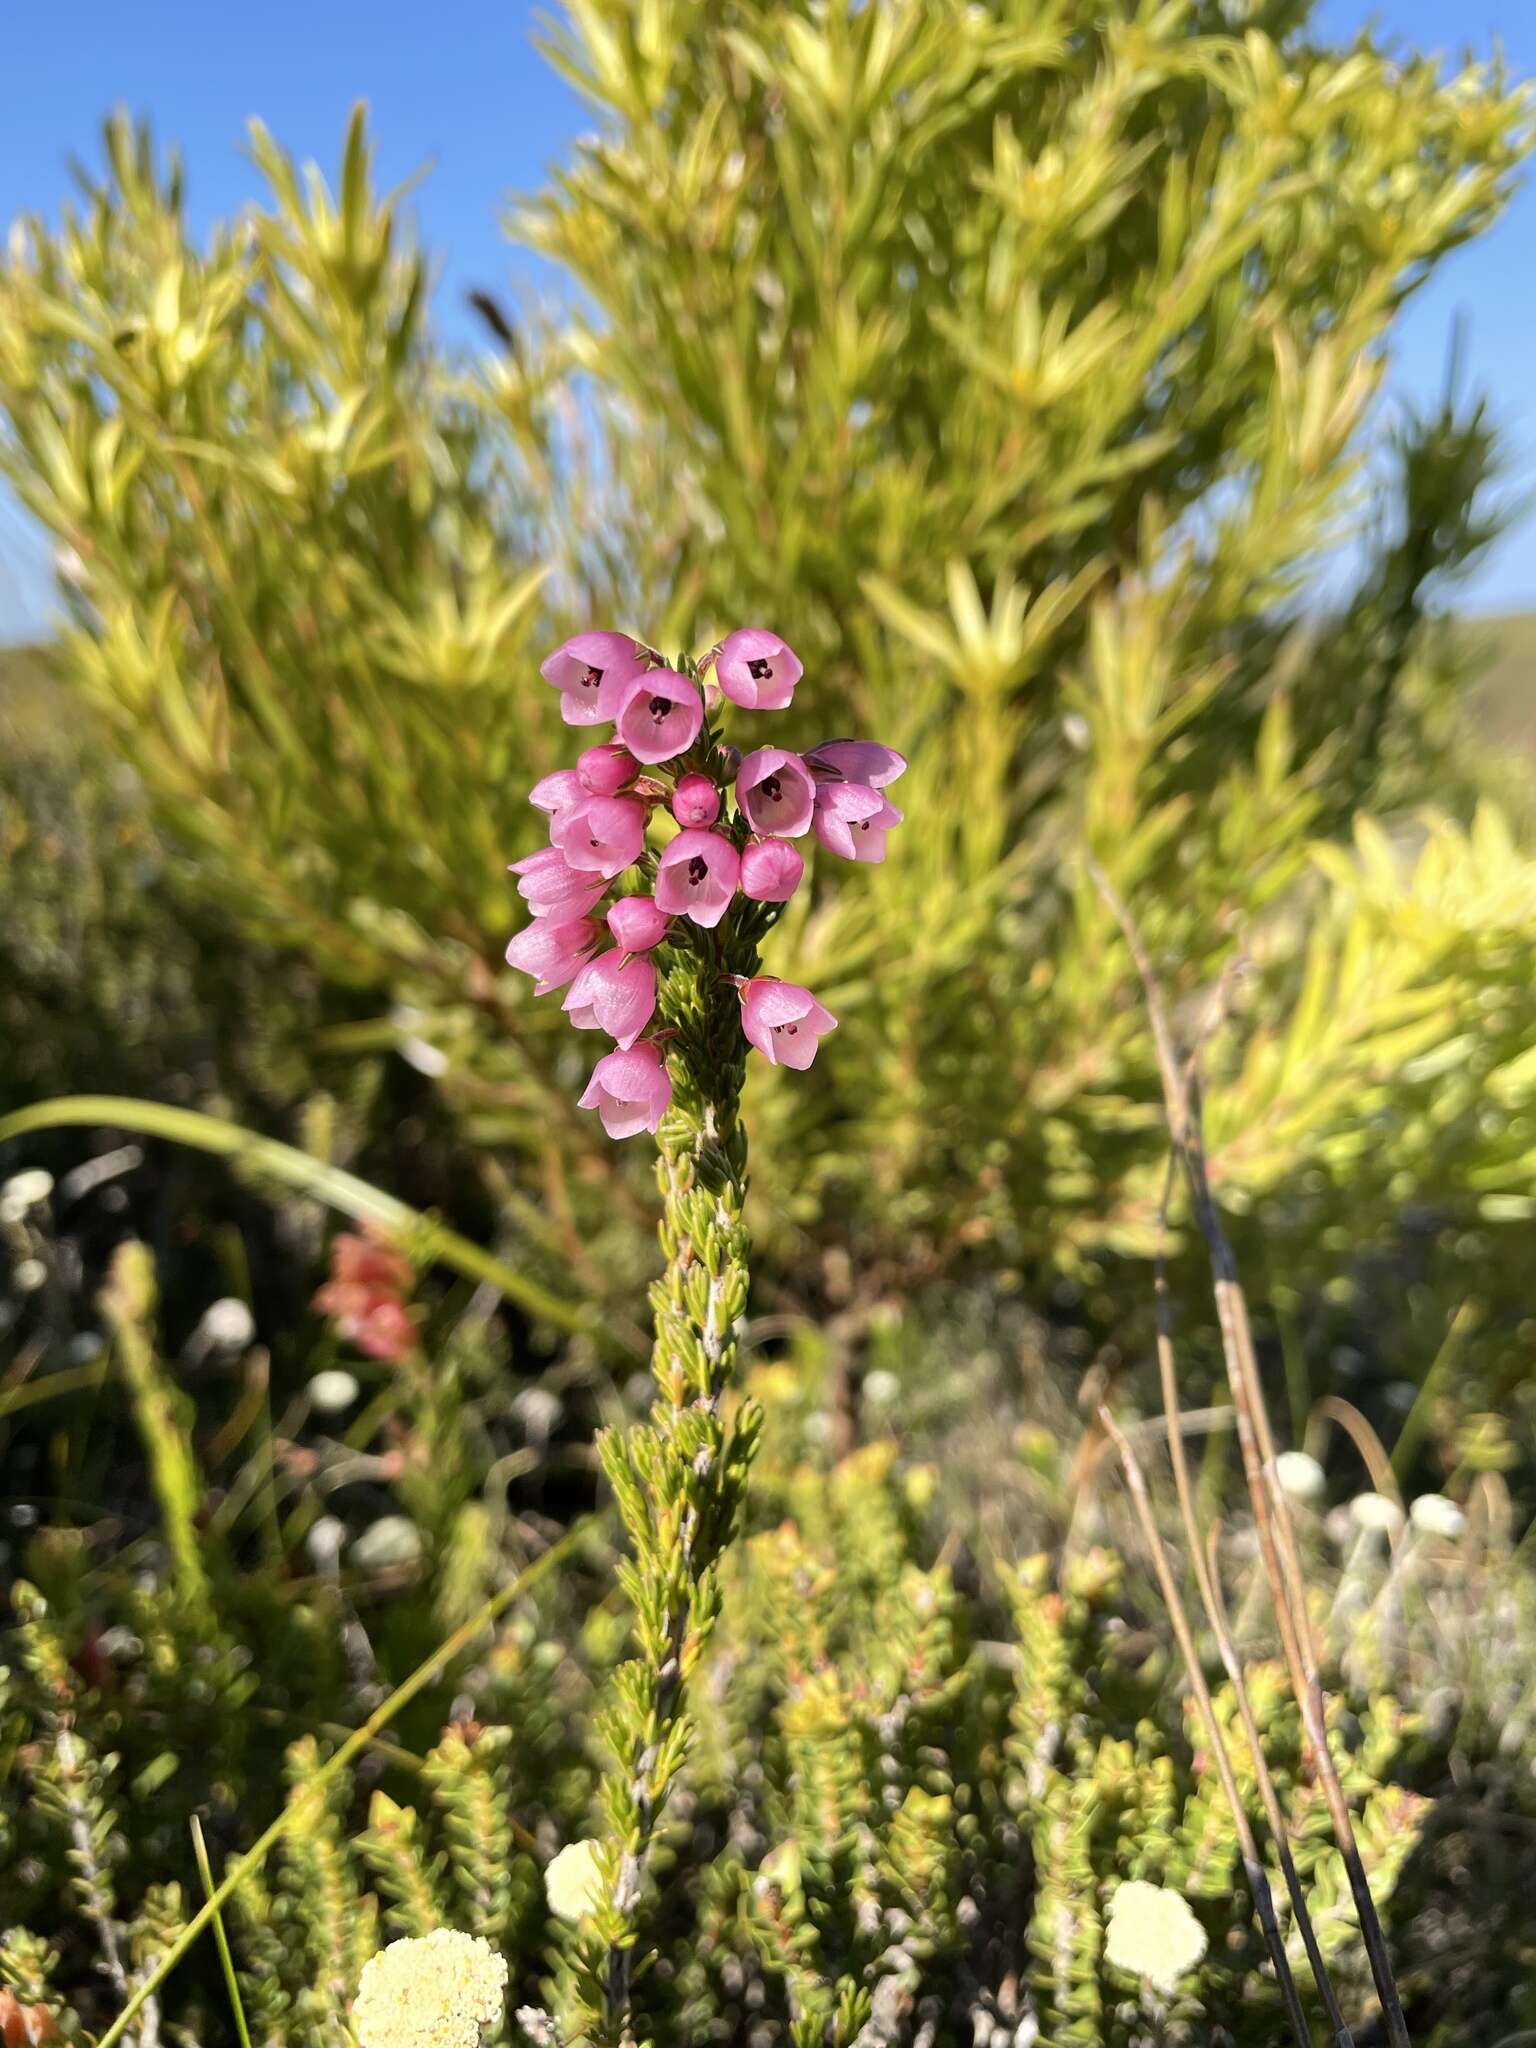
left=190, top=1814, right=253, bottom=2048
left=0, top=1094, right=616, bottom=1347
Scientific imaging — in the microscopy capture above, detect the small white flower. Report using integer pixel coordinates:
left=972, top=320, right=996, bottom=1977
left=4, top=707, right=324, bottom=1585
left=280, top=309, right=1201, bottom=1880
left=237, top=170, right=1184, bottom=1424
left=545, top=1839, right=606, bottom=1923
left=862, top=1369, right=901, bottom=1410
left=306, top=1515, right=347, bottom=1568
left=512, top=1387, right=563, bottom=1441
left=195, top=1298, right=256, bottom=1351
left=349, top=1516, right=423, bottom=1571
left=1348, top=1492, right=1405, bottom=1537
left=352, top=1928, right=507, bottom=2048
left=309, top=1368, right=361, bottom=1414
left=1274, top=1450, right=1326, bottom=1503
left=1, top=1169, right=54, bottom=1217
left=1104, top=1880, right=1207, bottom=1995
left=1409, top=1493, right=1466, bottom=1540
left=11, top=1259, right=47, bottom=1295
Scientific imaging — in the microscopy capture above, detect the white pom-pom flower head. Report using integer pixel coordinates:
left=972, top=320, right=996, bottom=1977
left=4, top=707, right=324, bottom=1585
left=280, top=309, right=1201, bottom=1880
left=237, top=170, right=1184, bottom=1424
left=352, top=1928, right=507, bottom=2048
left=1104, top=1880, right=1208, bottom=1997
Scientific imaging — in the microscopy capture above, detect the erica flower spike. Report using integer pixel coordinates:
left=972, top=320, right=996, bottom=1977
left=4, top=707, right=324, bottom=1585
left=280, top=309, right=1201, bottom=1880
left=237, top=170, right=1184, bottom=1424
left=506, top=627, right=905, bottom=1137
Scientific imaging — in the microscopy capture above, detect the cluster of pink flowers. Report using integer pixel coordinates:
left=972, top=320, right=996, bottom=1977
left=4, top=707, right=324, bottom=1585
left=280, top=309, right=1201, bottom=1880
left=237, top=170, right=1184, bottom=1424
left=313, top=1227, right=417, bottom=1362
left=505, top=629, right=905, bottom=1140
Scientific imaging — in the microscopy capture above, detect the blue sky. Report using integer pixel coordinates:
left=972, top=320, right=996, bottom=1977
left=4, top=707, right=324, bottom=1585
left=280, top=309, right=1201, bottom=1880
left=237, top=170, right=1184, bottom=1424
left=1, top=1, right=1532, bottom=639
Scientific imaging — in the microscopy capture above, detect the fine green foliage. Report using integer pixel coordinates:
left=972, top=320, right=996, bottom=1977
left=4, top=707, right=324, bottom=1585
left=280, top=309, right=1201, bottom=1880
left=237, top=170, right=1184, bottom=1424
left=1, top=7, right=1533, bottom=1394
left=519, top=0, right=1536, bottom=1299
left=6, top=1425, right=1534, bottom=2045
left=4, top=7, right=1536, bottom=2046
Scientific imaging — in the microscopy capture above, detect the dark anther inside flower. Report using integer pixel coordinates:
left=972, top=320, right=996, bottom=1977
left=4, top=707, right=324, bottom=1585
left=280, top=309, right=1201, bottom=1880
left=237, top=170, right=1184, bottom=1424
left=687, top=856, right=709, bottom=885
left=747, top=657, right=773, bottom=681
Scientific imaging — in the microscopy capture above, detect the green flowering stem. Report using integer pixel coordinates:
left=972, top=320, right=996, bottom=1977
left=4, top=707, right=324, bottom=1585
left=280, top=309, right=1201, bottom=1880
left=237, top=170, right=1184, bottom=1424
left=581, top=895, right=774, bottom=2046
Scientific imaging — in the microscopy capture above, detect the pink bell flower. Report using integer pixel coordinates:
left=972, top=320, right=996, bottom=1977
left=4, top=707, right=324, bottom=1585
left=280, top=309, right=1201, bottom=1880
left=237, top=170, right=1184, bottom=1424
left=740, top=837, right=804, bottom=903
left=672, top=772, right=721, bottom=827
left=736, top=747, right=816, bottom=838
left=577, top=742, right=639, bottom=796
left=806, top=739, right=907, bottom=788
left=540, top=632, right=648, bottom=726
left=813, top=780, right=902, bottom=862
left=738, top=978, right=838, bottom=1070
left=578, top=1040, right=673, bottom=1140
left=654, top=828, right=741, bottom=928
left=713, top=629, right=803, bottom=711
left=606, top=896, right=671, bottom=952
left=505, top=915, right=601, bottom=995
left=615, top=669, right=704, bottom=765
left=508, top=847, right=608, bottom=919
left=552, top=794, right=648, bottom=879
left=530, top=768, right=584, bottom=816
left=562, top=951, right=658, bottom=1050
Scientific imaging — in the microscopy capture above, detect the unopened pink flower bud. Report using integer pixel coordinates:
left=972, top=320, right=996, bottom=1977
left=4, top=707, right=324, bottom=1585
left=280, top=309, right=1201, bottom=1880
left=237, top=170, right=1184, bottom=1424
left=606, top=896, right=670, bottom=952
left=672, top=773, right=721, bottom=827
left=740, top=838, right=804, bottom=903
left=577, top=742, right=638, bottom=796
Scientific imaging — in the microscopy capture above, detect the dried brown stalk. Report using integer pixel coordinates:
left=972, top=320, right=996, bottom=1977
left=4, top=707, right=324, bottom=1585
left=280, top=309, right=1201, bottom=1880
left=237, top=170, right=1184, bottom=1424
left=1097, top=1406, right=1312, bottom=2046
left=1150, top=1159, right=1354, bottom=2045
left=1089, top=856, right=1411, bottom=2048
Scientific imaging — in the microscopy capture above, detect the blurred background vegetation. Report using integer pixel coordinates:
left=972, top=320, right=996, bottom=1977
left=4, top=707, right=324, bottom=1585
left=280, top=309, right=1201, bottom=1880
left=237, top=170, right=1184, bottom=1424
left=1, top=1, right=1535, bottom=2041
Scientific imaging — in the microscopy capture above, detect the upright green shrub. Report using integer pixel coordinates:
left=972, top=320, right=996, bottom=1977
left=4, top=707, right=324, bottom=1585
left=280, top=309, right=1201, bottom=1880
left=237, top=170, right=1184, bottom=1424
left=2, top=9, right=1534, bottom=1375
left=518, top=0, right=1536, bottom=1326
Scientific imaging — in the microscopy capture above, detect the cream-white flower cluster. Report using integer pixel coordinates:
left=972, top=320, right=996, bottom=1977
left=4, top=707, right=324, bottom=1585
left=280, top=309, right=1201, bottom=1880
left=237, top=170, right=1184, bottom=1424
left=1103, top=1880, right=1208, bottom=1996
left=352, top=1929, right=507, bottom=2048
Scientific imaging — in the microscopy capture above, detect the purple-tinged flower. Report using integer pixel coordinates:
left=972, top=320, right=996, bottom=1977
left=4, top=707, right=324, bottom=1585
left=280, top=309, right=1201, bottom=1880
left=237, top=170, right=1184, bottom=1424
left=813, top=780, right=902, bottom=862
left=740, top=837, right=804, bottom=903
left=739, top=979, right=837, bottom=1070
left=540, top=632, right=648, bottom=726
left=578, top=1041, right=673, bottom=1140
left=615, top=670, right=704, bottom=766
left=736, top=747, right=816, bottom=838
left=606, top=896, right=671, bottom=952
left=508, top=847, right=608, bottom=919
left=577, top=742, right=639, bottom=796
left=530, top=768, right=584, bottom=817
left=672, top=772, right=721, bottom=827
left=552, top=795, right=648, bottom=879
left=654, top=828, right=741, bottom=929
left=713, top=629, right=803, bottom=711
left=505, top=916, right=601, bottom=996
left=805, top=740, right=907, bottom=789
left=563, top=951, right=658, bottom=1050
